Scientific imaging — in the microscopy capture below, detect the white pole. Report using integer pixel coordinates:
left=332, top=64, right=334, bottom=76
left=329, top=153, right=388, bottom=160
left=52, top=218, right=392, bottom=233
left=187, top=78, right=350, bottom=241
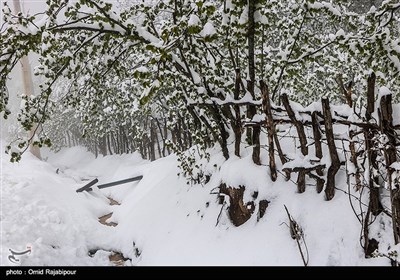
left=13, top=0, right=41, bottom=159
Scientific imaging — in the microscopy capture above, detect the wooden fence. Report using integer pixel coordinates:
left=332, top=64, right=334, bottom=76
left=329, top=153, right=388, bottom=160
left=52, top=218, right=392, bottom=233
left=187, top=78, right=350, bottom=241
left=239, top=73, right=400, bottom=259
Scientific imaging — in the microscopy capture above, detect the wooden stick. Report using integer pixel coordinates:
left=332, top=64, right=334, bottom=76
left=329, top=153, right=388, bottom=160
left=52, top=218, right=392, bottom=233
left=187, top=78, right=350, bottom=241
left=281, top=94, right=308, bottom=156
left=322, top=98, right=340, bottom=201
left=97, top=176, right=143, bottom=189
left=76, top=178, right=99, bottom=193
left=261, top=80, right=277, bottom=181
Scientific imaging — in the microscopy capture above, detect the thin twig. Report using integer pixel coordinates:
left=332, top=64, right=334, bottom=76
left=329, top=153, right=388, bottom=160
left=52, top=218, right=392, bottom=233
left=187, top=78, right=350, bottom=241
left=283, top=205, right=309, bottom=266
left=215, top=202, right=226, bottom=227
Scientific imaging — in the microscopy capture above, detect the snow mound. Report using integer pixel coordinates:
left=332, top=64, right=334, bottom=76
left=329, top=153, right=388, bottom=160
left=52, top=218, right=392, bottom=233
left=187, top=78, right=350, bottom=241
left=1, top=143, right=393, bottom=266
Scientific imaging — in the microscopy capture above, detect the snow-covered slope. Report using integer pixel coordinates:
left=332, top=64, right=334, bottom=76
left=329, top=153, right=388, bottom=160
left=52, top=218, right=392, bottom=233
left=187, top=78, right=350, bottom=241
left=0, top=142, right=392, bottom=266
left=0, top=143, right=144, bottom=266
left=112, top=153, right=390, bottom=266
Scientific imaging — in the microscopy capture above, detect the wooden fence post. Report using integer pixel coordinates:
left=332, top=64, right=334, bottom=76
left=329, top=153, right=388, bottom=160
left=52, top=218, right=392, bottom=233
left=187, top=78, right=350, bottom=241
left=261, top=80, right=277, bottom=181
left=281, top=94, right=308, bottom=156
left=311, top=112, right=323, bottom=176
left=348, top=130, right=362, bottom=191
left=380, top=93, right=400, bottom=245
left=322, top=98, right=340, bottom=201
left=365, top=73, right=383, bottom=216
left=281, top=94, right=309, bottom=191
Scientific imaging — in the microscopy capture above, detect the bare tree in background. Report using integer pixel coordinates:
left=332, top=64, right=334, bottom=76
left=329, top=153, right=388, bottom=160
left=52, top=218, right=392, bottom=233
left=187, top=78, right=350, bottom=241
left=12, top=0, right=41, bottom=159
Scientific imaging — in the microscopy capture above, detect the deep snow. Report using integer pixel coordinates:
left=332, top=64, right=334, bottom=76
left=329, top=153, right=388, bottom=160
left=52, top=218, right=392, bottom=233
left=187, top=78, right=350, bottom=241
left=0, top=140, right=393, bottom=266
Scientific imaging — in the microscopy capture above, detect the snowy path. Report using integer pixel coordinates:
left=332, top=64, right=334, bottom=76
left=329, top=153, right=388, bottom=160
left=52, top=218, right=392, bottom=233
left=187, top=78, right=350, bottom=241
left=1, top=145, right=146, bottom=266
left=44, top=147, right=147, bottom=266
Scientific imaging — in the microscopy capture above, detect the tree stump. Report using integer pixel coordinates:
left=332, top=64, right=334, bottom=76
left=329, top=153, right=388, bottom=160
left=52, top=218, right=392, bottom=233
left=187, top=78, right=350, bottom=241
left=220, top=184, right=255, bottom=226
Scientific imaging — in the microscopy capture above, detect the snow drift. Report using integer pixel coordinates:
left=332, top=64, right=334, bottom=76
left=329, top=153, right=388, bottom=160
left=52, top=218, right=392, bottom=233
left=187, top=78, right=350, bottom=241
left=1, top=141, right=393, bottom=265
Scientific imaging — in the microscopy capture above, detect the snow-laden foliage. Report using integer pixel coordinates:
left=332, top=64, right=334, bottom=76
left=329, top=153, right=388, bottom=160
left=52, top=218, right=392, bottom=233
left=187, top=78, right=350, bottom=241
left=0, top=0, right=399, bottom=162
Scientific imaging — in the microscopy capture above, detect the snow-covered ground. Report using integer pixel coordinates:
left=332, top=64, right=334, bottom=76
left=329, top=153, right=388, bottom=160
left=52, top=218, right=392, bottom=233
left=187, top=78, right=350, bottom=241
left=0, top=140, right=392, bottom=266
left=0, top=142, right=146, bottom=266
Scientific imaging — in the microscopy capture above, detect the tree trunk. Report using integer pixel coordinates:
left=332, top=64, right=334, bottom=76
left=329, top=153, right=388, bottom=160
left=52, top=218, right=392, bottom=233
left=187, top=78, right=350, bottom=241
left=156, top=118, right=166, bottom=157
left=365, top=73, right=383, bottom=216
left=233, top=68, right=242, bottom=157
left=366, top=72, right=375, bottom=120
left=66, top=132, right=71, bottom=147
left=336, top=74, right=353, bottom=107
left=107, top=134, right=113, bottom=155
left=13, top=0, right=41, bottom=160
left=164, top=119, right=171, bottom=154
left=208, top=105, right=230, bottom=160
left=154, top=119, right=164, bottom=158
left=380, top=94, right=400, bottom=245
left=247, top=0, right=260, bottom=165
left=180, top=116, right=191, bottom=150
left=94, top=140, right=98, bottom=158
left=220, top=183, right=255, bottom=226
left=252, top=125, right=261, bottom=165
left=99, top=135, right=107, bottom=156
left=150, top=120, right=156, bottom=161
